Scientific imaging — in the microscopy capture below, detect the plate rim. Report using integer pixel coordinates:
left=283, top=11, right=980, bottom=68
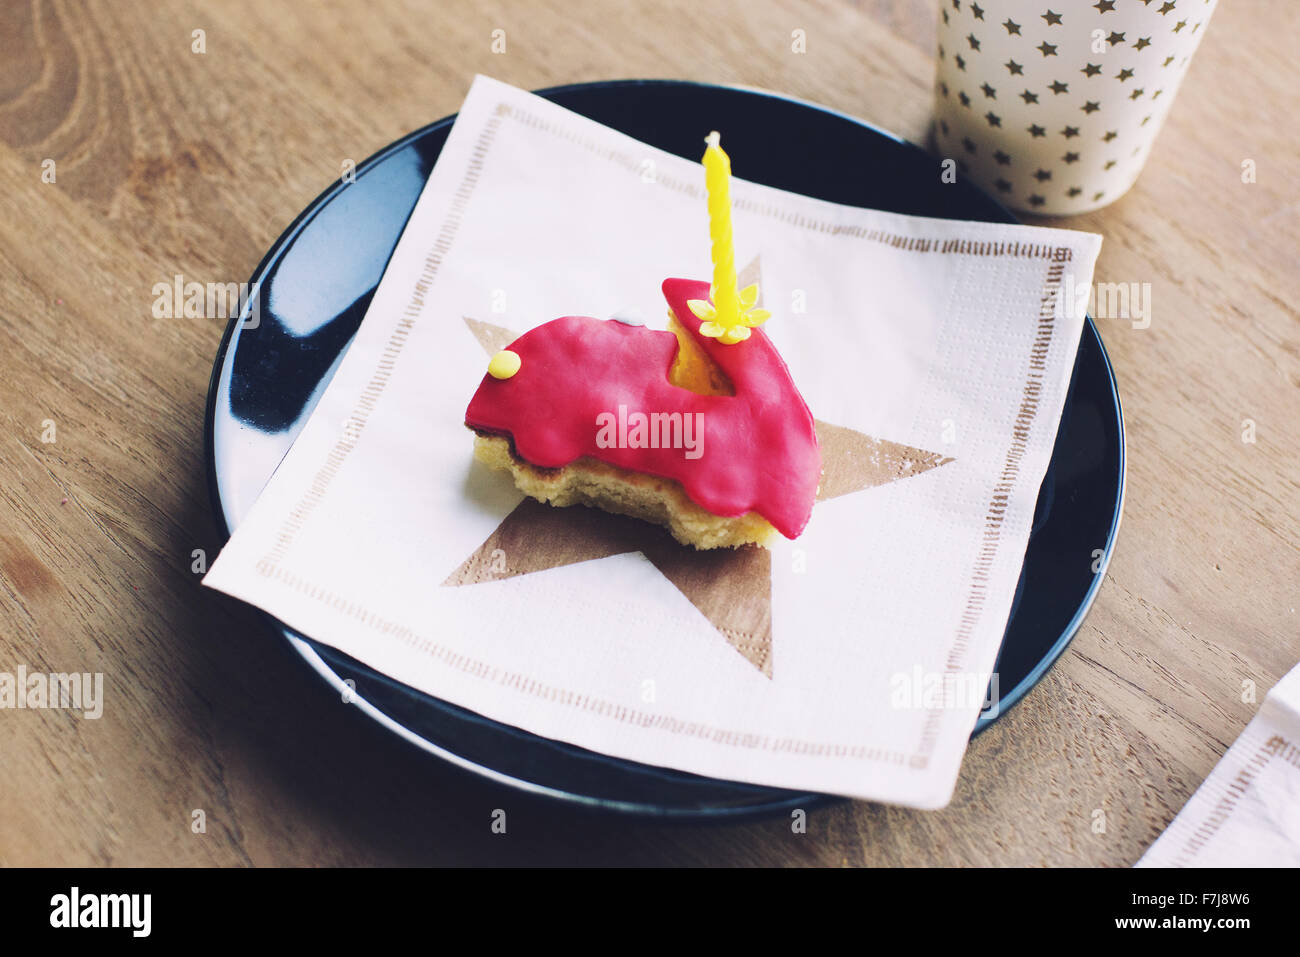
left=203, top=77, right=1125, bottom=819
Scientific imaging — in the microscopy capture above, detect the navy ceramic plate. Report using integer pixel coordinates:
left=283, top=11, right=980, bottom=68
left=205, top=80, right=1124, bottom=819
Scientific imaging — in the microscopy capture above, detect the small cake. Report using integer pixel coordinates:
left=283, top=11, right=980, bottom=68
left=463, top=130, right=821, bottom=549
left=464, top=278, right=821, bottom=549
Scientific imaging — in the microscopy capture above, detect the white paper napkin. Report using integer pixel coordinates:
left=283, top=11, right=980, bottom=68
left=1137, top=664, right=1300, bottom=867
left=203, top=75, right=1103, bottom=808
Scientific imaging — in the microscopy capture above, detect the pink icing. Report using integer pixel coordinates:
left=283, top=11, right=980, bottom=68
left=464, top=278, right=822, bottom=539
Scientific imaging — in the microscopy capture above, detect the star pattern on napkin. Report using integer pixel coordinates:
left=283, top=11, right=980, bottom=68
left=444, top=260, right=954, bottom=677
left=935, top=0, right=1214, bottom=210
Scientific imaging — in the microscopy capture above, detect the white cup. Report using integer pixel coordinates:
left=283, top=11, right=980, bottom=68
left=934, top=0, right=1219, bottom=214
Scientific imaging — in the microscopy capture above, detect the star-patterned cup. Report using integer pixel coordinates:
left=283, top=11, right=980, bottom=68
left=934, top=0, right=1219, bottom=215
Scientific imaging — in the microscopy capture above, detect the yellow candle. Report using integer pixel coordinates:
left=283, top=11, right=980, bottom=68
left=702, top=131, right=740, bottom=330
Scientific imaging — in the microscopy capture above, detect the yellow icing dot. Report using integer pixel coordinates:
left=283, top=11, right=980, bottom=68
left=488, top=350, right=521, bottom=379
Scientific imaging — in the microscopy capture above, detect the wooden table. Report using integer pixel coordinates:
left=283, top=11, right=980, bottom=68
left=1, top=0, right=1296, bottom=867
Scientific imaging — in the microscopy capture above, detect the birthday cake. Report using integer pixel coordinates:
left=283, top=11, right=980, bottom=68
left=463, top=133, right=822, bottom=550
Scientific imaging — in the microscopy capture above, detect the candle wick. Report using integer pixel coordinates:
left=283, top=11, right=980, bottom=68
left=705, top=130, right=721, bottom=148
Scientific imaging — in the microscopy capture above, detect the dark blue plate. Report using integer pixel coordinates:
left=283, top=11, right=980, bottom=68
left=205, top=80, right=1124, bottom=819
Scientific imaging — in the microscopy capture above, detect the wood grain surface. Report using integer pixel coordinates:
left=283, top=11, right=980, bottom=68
left=0, top=0, right=1296, bottom=866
